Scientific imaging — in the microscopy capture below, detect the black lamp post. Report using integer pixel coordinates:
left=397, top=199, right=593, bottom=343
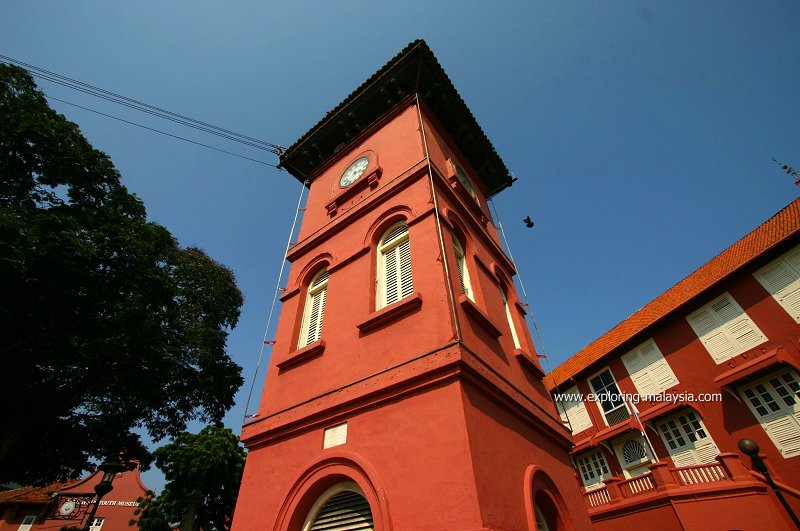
left=82, top=460, right=126, bottom=531
left=738, top=438, right=800, bottom=529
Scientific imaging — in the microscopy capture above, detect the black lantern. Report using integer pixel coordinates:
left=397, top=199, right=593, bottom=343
left=82, top=460, right=126, bottom=531
left=738, top=438, right=800, bottom=529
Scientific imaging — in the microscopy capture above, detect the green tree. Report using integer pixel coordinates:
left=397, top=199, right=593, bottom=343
left=132, top=425, right=246, bottom=531
left=0, top=64, right=244, bottom=484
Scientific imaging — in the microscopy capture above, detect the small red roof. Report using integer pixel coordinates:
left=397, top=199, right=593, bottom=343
left=0, top=481, right=70, bottom=505
left=547, top=197, right=800, bottom=390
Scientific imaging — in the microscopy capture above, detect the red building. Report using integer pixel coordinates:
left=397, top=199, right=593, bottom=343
left=547, top=198, right=800, bottom=529
left=231, top=41, right=590, bottom=530
left=0, top=464, right=149, bottom=531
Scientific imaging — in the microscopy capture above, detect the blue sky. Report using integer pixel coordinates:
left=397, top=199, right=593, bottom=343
left=2, top=1, right=799, bottom=492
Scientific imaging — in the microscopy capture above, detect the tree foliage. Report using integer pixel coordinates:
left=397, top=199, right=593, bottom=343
left=132, top=425, right=246, bottom=531
left=0, top=64, right=244, bottom=484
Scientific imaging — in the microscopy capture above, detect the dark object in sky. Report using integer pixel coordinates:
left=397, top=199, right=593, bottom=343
left=524, top=216, right=534, bottom=228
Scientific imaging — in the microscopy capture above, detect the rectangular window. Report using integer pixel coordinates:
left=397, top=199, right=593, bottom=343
left=298, top=268, right=328, bottom=348
left=589, top=369, right=630, bottom=426
left=18, top=516, right=36, bottom=531
left=554, top=386, right=593, bottom=434
left=740, top=370, right=800, bottom=457
left=452, top=235, right=472, bottom=300
left=612, top=433, right=653, bottom=478
left=656, top=411, right=719, bottom=466
left=754, top=245, right=800, bottom=322
left=575, top=450, right=611, bottom=490
left=378, top=223, right=413, bottom=309
left=621, top=339, right=678, bottom=395
left=686, top=293, right=766, bottom=363
left=89, top=517, right=105, bottom=531
left=500, top=285, right=521, bottom=349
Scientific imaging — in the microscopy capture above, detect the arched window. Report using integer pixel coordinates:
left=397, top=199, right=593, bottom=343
left=302, top=482, right=374, bottom=531
left=500, top=284, right=521, bottom=349
left=377, top=222, right=413, bottom=309
left=452, top=235, right=472, bottom=300
left=298, top=268, right=328, bottom=348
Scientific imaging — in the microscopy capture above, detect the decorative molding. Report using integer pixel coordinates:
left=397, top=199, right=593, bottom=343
left=357, top=293, right=423, bottom=334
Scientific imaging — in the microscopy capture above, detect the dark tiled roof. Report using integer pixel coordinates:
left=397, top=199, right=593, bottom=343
left=547, top=198, right=800, bottom=389
left=279, top=40, right=513, bottom=197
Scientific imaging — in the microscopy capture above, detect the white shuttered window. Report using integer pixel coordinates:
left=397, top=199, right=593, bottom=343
left=302, top=483, right=374, bottom=531
left=555, top=385, right=593, bottom=434
left=298, top=268, right=328, bottom=348
left=656, top=411, right=720, bottom=467
left=754, top=245, right=800, bottom=322
left=452, top=235, right=472, bottom=300
left=740, top=370, right=800, bottom=458
left=686, top=293, right=766, bottom=363
left=378, top=223, right=413, bottom=309
left=575, top=451, right=611, bottom=490
left=621, top=339, right=679, bottom=395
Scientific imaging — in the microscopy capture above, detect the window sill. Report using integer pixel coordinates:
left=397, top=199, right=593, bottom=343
left=515, top=349, right=545, bottom=378
left=357, top=293, right=423, bottom=334
left=458, top=294, right=501, bottom=338
left=276, top=340, right=326, bottom=371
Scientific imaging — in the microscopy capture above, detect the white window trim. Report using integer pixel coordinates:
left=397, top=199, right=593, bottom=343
left=452, top=235, right=473, bottom=300
left=588, top=367, right=629, bottom=427
left=655, top=410, right=720, bottom=467
left=621, top=338, right=679, bottom=396
left=18, top=516, right=36, bottom=531
left=612, top=432, right=653, bottom=478
left=575, top=450, right=612, bottom=491
left=500, top=284, right=521, bottom=349
left=754, top=244, right=800, bottom=323
left=555, top=385, right=593, bottom=435
left=298, top=268, right=328, bottom=348
left=377, top=223, right=413, bottom=309
left=89, top=517, right=105, bottom=531
left=739, top=369, right=800, bottom=458
left=686, top=292, right=767, bottom=364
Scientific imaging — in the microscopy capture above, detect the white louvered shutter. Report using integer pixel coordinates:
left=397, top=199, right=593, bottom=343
left=309, top=490, right=374, bottom=531
left=379, top=224, right=413, bottom=308
left=687, top=294, right=766, bottom=363
left=556, top=386, right=593, bottom=434
left=741, top=371, right=800, bottom=457
left=657, top=412, right=719, bottom=466
left=452, top=235, right=472, bottom=299
left=299, top=269, right=328, bottom=347
left=621, top=339, right=678, bottom=395
left=755, top=246, right=800, bottom=322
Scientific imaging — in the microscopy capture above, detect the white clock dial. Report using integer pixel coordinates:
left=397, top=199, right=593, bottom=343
left=59, top=500, right=77, bottom=516
left=340, top=157, right=369, bottom=187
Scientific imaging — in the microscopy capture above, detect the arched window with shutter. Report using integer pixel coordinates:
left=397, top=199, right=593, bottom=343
left=298, top=267, right=328, bottom=348
left=377, top=222, right=413, bottom=309
left=452, top=234, right=472, bottom=300
left=301, top=482, right=374, bottom=531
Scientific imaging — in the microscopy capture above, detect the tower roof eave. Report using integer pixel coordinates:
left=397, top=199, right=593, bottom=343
left=279, top=40, right=514, bottom=197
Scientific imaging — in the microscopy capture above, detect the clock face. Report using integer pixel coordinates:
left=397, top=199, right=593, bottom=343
left=59, top=500, right=77, bottom=516
left=340, top=156, right=370, bottom=187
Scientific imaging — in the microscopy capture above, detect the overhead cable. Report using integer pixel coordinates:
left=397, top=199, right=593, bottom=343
left=0, top=54, right=285, bottom=157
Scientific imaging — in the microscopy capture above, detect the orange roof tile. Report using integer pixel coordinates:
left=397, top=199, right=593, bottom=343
left=546, top=198, right=800, bottom=390
left=0, top=481, right=70, bottom=505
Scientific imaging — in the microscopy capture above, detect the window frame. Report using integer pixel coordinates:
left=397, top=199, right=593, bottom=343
left=620, top=338, right=679, bottom=396
left=686, top=292, right=767, bottom=363
left=588, top=368, right=630, bottom=427
left=452, top=234, right=473, bottom=300
left=655, top=410, right=720, bottom=467
left=575, top=450, right=612, bottom=491
left=738, top=369, right=800, bottom=458
left=376, top=222, right=413, bottom=310
left=754, top=244, right=800, bottom=323
left=297, top=267, right=329, bottom=349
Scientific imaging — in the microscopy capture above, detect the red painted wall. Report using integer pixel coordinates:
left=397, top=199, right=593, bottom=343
left=232, top=99, right=590, bottom=530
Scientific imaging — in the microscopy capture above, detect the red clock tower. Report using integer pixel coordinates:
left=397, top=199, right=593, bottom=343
left=231, top=41, right=590, bottom=531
